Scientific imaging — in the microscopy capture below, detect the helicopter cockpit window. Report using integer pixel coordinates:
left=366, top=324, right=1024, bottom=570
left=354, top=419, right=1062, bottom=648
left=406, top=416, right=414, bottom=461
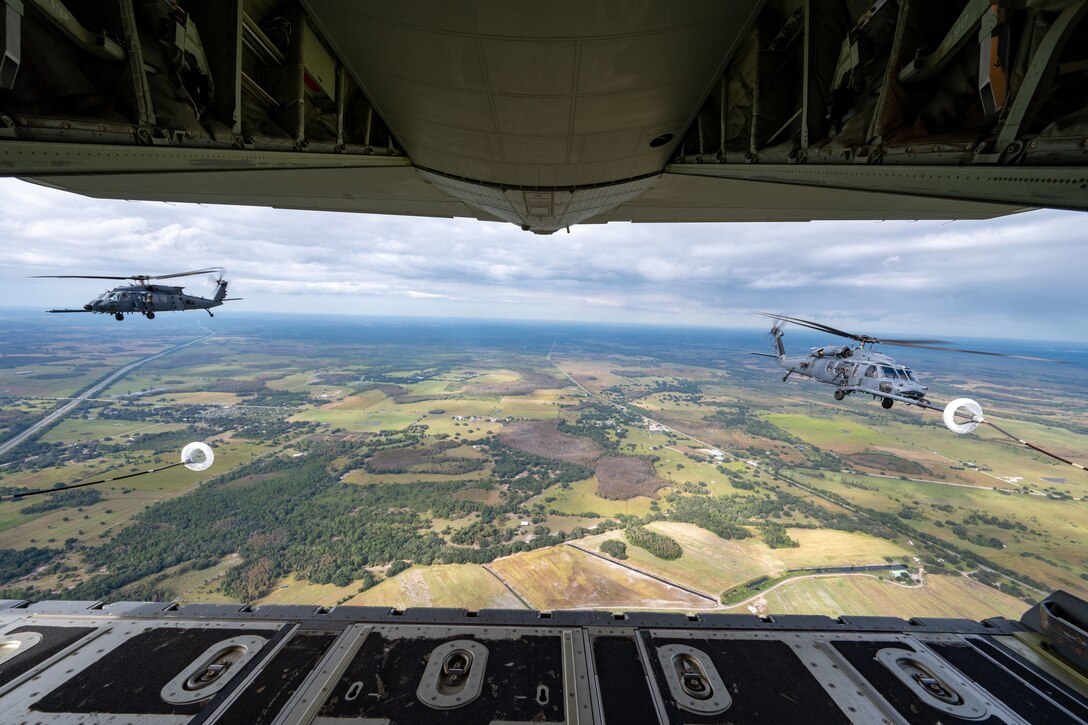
left=900, top=368, right=916, bottom=381
left=881, top=366, right=898, bottom=378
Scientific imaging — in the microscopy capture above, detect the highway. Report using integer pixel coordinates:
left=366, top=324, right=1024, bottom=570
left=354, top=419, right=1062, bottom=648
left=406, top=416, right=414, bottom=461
left=0, top=333, right=214, bottom=459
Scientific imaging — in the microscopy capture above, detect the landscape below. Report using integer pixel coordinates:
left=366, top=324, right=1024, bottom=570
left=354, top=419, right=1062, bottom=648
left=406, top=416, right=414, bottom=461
left=1, top=313, right=1085, bottom=622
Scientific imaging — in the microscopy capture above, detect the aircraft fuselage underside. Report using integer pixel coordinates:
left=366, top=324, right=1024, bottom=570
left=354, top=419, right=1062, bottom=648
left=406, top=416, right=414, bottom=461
left=2, top=1, right=1087, bottom=232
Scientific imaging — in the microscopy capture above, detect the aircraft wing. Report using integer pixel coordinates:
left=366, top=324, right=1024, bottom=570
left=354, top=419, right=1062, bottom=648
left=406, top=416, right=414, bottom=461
left=2, top=1, right=1086, bottom=233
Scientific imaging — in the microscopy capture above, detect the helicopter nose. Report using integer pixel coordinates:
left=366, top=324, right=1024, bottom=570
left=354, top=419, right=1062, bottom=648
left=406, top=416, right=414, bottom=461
left=83, top=304, right=93, bottom=311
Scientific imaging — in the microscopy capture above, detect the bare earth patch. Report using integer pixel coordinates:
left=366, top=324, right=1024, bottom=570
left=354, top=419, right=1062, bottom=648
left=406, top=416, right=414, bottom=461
left=490, top=546, right=708, bottom=610
left=501, top=420, right=667, bottom=499
left=500, top=420, right=600, bottom=465
left=595, top=455, right=668, bottom=499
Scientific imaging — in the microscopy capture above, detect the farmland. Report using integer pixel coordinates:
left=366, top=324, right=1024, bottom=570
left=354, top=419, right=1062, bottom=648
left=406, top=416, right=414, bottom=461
left=0, top=312, right=1084, bottom=620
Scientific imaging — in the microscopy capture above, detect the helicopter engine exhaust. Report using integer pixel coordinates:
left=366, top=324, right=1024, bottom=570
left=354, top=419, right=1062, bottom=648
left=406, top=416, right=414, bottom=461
left=943, top=398, right=984, bottom=434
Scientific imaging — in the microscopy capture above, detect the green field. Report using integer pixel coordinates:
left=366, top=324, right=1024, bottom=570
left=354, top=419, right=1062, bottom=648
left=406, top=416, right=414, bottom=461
left=751, top=572, right=1029, bottom=620
left=2, top=315, right=1082, bottom=618
left=539, top=477, right=657, bottom=517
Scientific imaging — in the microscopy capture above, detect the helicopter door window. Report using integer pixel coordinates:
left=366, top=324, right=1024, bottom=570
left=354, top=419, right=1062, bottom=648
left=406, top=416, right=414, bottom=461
left=865, top=365, right=877, bottom=378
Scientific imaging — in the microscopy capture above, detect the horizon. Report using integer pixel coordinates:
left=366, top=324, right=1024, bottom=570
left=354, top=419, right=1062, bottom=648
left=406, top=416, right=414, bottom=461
left=3, top=177, right=1087, bottom=343
left=2, top=306, right=1085, bottom=353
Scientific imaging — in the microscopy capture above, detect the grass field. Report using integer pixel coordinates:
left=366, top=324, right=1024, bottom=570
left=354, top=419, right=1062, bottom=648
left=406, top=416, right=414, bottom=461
left=39, top=419, right=186, bottom=444
left=255, top=573, right=361, bottom=607
left=748, top=572, right=1029, bottom=620
left=290, top=407, right=421, bottom=432
left=765, top=413, right=893, bottom=449
left=580, top=523, right=911, bottom=596
left=0, top=438, right=270, bottom=549
left=345, top=564, right=525, bottom=609
left=342, top=468, right=493, bottom=485
left=539, top=477, right=657, bottom=517
left=788, top=467, right=1088, bottom=596
left=489, top=545, right=711, bottom=610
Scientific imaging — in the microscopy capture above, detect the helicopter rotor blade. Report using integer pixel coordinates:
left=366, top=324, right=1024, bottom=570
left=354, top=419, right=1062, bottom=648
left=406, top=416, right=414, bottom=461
left=755, top=313, right=1055, bottom=361
left=32, top=275, right=133, bottom=280
left=147, top=267, right=224, bottom=280
left=876, top=338, right=949, bottom=345
left=756, top=312, right=862, bottom=341
left=875, top=340, right=1056, bottom=362
left=33, top=268, right=224, bottom=282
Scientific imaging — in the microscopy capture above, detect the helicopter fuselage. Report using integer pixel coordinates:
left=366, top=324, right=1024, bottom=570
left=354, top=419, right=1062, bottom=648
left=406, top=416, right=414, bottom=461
left=768, top=326, right=928, bottom=407
left=70, top=282, right=227, bottom=319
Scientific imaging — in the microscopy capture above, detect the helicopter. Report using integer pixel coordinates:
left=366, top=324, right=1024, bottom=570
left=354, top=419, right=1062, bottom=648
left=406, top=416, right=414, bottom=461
left=751, top=312, right=1086, bottom=473
left=751, top=312, right=1046, bottom=411
left=35, top=268, right=239, bottom=320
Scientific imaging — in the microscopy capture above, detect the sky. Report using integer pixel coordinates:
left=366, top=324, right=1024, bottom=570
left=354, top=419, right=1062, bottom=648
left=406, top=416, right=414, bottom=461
left=1, top=177, right=1085, bottom=341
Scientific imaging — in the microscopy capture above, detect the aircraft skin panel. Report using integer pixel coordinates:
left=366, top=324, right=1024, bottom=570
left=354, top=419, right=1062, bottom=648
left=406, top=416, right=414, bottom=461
left=20, top=166, right=501, bottom=223
left=302, top=0, right=763, bottom=188
left=22, top=165, right=1023, bottom=226
left=2, top=1, right=1087, bottom=233
left=0, top=595, right=1084, bottom=724
left=604, top=171, right=1029, bottom=223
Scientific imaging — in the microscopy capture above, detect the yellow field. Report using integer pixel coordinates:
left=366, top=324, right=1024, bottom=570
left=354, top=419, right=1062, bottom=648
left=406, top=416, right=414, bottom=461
left=579, top=523, right=911, bottom=596
left=489, top=545, right=710, bottom=610
left=255, top=573, right=362, bottom=607
left=749, top=573, right=1029, bottom=620
left=324, top=390, right=387, bottom=410
left=346, top=564, right=525, bottom=609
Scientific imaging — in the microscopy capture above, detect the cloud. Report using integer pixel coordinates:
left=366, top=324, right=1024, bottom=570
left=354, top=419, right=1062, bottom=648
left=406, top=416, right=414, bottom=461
left=1, top=178, right=1085, bottom=340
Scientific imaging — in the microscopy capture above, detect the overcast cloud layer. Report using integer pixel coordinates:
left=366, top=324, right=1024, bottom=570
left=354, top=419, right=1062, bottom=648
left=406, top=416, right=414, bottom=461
left=0, top=178, right=1084, bottom=341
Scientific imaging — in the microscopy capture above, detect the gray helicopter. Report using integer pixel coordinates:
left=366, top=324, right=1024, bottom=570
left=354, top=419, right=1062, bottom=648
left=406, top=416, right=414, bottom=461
left=752, top=313, right=1042, bottom=410
left=36, top=268, right=238, bottom=320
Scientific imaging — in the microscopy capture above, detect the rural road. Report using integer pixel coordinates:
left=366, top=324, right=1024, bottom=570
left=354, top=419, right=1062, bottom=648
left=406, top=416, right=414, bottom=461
left=0, top=332, right=214, bottom=459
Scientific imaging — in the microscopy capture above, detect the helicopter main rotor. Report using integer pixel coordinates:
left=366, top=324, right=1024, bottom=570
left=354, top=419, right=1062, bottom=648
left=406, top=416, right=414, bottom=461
left=33, top=268, right=224, bottom=284
left=756, top=312, right=1052, bottom=361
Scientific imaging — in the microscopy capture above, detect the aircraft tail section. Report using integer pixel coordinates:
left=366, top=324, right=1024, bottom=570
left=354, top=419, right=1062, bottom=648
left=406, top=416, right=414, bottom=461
left=771, top=323, right=786, bottom=359
left=213, top=279, right=229, bottom=303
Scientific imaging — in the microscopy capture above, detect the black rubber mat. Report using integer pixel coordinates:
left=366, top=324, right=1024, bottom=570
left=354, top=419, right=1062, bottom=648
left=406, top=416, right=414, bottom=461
left=650, top=636, right=849, bottom=724
left=217, top=630, right=337, bottom=724
left=831, top=641, right=1006, bottom=725
left=933, top=640, right=1085, bottom=724
left=318, top=632, right=565, bottom=723
left=593, top=635, right=659, bottom=723
left=0, top=625, right=96, bottom=686
left=31, top=626, right=275, bottom=715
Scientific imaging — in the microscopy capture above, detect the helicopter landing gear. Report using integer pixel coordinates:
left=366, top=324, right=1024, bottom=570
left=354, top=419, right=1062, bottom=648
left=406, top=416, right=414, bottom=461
left=881, top=397, right=894, bottom=409
left=114, top=313, right=124, bottom=321
left=206, top=310, right=214, bottom=317
left=834, top=389, right=846, bottom=401
left=146, top=311, right=155, bottom=320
